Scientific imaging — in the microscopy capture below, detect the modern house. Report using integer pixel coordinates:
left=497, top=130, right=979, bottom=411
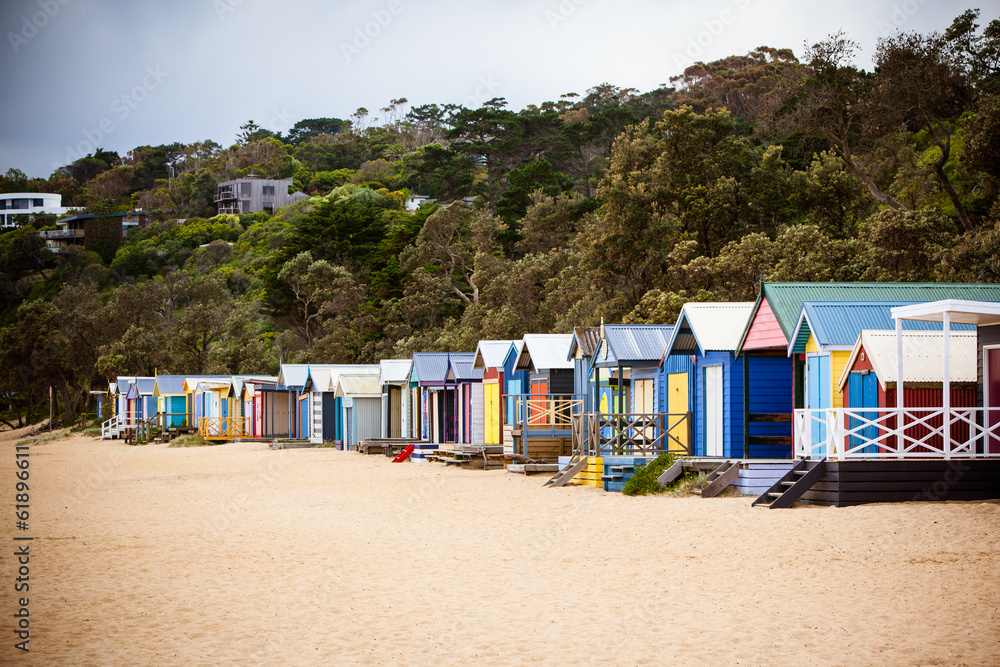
left=0, top=192, right=75, bottom=228
left=215, top=176, right=307, bottom=215
left=40, top=210, right=151, bottom=254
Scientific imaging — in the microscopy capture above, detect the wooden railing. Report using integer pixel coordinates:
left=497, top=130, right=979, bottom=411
left=199, top=416, right=252, bottom=439
left=572, top=412, right=692, bottom=457
left=794, top=408, right=1000, bottom=460
left=506, top=394, right=586, bottom=433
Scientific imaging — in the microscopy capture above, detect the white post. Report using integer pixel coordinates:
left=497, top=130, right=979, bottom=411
left=943, top=311, right=951, bottom=460
left=896, top=316, right=904, bottom=458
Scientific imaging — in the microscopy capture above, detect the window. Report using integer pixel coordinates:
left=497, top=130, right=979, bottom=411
left=262, top=185, right=275, bottom=196
left=262, top=203, right=274, bottom=214
left=33, top=199, right=44, bottom=207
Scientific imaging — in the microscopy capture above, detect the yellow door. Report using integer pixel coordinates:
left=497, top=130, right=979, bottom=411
left=484, top=381, right=500, bottom=445
left=667, top=372, right=689, bottom=452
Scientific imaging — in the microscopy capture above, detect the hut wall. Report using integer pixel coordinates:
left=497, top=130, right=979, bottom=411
left=979, top=324, right=1000, bottom=408
left=747, top=354, right=793, bottom=458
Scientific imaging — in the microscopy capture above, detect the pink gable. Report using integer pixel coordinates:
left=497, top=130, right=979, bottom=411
left=743, top=298, right=788, bottom=350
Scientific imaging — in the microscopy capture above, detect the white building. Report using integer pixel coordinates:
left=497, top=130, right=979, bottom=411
left=0, top=193, right=76, bottom=228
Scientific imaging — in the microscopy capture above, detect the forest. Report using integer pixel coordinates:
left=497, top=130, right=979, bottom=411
left=1, top=9, right=999, bottom=427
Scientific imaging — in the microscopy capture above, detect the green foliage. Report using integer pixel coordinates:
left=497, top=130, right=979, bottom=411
left=621, top=453, right=678, bottom=496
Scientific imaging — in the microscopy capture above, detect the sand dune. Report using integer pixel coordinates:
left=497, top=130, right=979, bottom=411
left=2, top=431, right=999, bottom=665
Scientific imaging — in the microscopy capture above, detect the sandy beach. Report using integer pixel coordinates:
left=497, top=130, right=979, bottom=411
left=1, top=430, right=999, bottom=666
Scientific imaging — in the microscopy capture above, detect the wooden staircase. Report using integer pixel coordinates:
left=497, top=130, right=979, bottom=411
left=692, top=460, right=740, bottom=498
left=656, top=459, right=685, bottom=488
left=752, top=459, right=827, bottom=508
left=544, top=452, right=587, bottom=488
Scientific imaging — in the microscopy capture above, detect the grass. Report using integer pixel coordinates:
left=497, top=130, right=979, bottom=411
left=16, top=429, right=72, bottom=446
left=168, top=434, right=217, bottom=448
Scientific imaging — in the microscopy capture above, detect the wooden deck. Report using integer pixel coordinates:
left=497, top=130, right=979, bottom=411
left=798, top=459, right=1000, bottom=506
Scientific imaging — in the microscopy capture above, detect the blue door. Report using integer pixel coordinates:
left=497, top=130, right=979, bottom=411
left=807, top=356, right=830, bottom=456
left=848, top=372, right=879, bottom=455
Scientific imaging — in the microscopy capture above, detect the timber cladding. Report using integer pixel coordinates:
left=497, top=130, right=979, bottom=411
left=523, top=437, right=572, bottom=460
left=798, top=459, right=1000, bottom=507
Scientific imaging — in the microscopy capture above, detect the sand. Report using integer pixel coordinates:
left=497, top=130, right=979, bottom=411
left=1, top=429, right=999, bottom=666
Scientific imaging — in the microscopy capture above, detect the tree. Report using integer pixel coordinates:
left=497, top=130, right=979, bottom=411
left=278, top=251, right=364, bottom=348
left=871, top=30, right=975, bottom=231
left=399, top=205, right=505, bottom=307
left=445, top=99, right=522, bottom=213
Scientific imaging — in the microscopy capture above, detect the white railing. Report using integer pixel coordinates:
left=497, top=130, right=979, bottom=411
left=100, top=412, right=140, bottom=439
left=794, top=408, right=1000, bottom=460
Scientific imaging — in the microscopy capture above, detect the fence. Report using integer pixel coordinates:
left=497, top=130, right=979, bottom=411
left=572, top=412, right=692, bottom=457
left=794, top=407, right=1000, bottom=460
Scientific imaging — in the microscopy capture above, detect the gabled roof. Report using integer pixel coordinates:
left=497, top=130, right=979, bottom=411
left=788, top=301, right=975, bottom=355
left=472, top=340, right=516, bottom=370
left=448, top=356, right=483, bottom=382
left=298, top=364, right=380, bottom=392
left=277, top=364, right=310, bottom=389
left=152, top=375, right=188, bottom=396
left=516, top=334, right=574, bottom=372
left=838, top=330, right=977, bottom=391
left=379, top=359, right=412, bottom=384
left=410, top=353, right=451, bottom=385
left=594, top=324, right=674, bottom=368
left=664, top=303, right=754, bottom=359
left=135, top=377, right=156, bottom=396
left=737, top=282, right=1000, bottom=354
left=567, top=327, right=601, bottom=362
left=336, top=374, right=382, bottom=397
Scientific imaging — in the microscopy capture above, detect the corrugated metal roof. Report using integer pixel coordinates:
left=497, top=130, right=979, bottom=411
left=277, top=364, right=310, bottom=388
left=568, top=327, right=601, bottom=361
left=472, top=340, right=516, bottom=369
left=595, top=325, right=674, bottom=367
left=516, top=334, right=574, bottom=371
left=789, top=301, right=976, bottom=353
left=449, top=357, right=483, bottom=381
left=336, top=374, right=382, bottom=397
left=135, top=378, right=156, bottom=395
left=296, top=364, right=380, bottom=392
left=666, top=303, right=754, bottom=357
left=762, top=283, right=1000, bottom=340
left=380, top=359, right=412, bottom=383
left=838, top=330, right=977, bottom=390
left=411, top=353, right=451, bottom=385
left=152, top=375, right=188, bottom=396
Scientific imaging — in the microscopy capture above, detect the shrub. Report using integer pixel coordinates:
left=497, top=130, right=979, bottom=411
left=622, top=452, right=678, bottom=496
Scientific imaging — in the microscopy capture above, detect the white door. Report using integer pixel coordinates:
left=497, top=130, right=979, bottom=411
left=705, top=366, right=723, bottom=457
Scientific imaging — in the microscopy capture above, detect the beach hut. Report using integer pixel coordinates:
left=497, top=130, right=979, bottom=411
left=446, top=354, right=484, bottom=445
left=472, top=340, right=518, bottom=448
left=299, top=365, right=380, bottom=445
left=772, top=301, right=1000, bottom=507
left=335, top=373, right=383, bottom=449
left=662, top=303, right=755, bottom=458
left=408, top=353, right=452, bottom=460
left=511, top=335, right=577, bottom=459
left=152, top=376, right=193, bottom=428
left=838, top=331, right=977, bottom=454
left=567, top=327, right=601, bottom=413
left=736, top=283, right=1000, bottom=447
left=379, top=360, right=412, bottom=439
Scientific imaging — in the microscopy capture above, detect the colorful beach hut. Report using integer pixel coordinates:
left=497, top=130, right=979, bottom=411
left=511, top=334, right=577, bottom=459
left=472, top=340, right=518, bottom=448
left=663, top=303, right=755, bottom=458
left=379, top=360, right=412, bottom=439
left=409, top=353, right=454, bottom=459
left=335, top=373, right=383, bottom=450
left=447, top=354, right=484, bottom=445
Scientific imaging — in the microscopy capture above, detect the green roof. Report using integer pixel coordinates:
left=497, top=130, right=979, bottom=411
left=736, top=283, right=1000, bottom=354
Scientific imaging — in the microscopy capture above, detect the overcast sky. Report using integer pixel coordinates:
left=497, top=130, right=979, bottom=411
left=0, top=0, right=993, bottom=178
